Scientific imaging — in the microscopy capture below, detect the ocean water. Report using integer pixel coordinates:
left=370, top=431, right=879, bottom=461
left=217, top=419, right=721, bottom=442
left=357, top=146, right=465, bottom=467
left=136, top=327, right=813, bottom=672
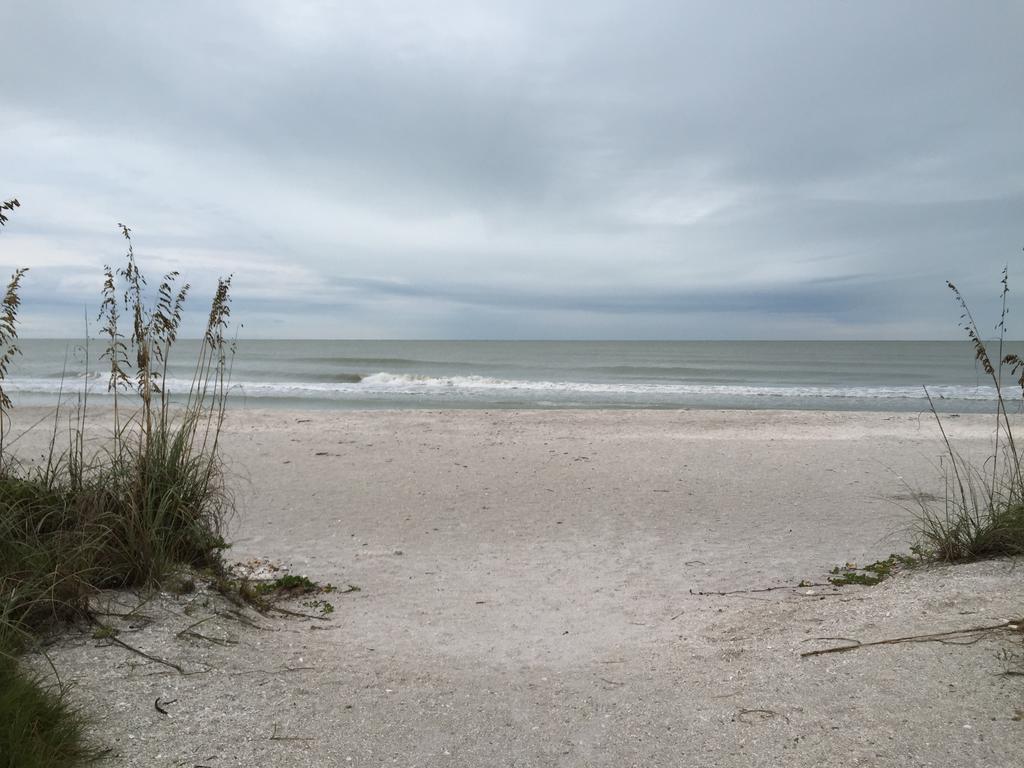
left=4, top=339, right=1023, bottom=413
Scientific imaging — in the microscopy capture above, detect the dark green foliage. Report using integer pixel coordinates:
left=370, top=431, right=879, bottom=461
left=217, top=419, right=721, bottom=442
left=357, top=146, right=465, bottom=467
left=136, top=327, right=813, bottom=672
left=0, top=654, right=100, bottom=768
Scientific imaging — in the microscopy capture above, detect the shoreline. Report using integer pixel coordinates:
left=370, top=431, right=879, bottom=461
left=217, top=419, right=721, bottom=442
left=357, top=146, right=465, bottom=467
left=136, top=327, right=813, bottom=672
left=3, top=392, right=1011, bottom=416
left=16, top=407, right=1024, bottom=766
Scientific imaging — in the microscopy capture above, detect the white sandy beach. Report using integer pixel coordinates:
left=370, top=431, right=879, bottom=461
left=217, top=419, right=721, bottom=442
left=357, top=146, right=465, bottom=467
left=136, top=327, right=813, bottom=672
left=20, top=408, right=1024, bottom=767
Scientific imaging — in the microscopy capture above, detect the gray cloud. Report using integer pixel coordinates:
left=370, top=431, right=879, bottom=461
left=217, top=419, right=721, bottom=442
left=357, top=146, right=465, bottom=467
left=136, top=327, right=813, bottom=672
left=1, top=1, right=1021, bottom=339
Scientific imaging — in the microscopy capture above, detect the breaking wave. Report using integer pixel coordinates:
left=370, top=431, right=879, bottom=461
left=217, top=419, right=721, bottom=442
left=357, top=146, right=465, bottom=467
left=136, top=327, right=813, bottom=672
left=1, top=371, right=1002, bottom=405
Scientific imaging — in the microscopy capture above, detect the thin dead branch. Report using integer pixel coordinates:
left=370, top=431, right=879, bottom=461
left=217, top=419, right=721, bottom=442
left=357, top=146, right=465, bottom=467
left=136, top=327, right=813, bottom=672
left=690, top=582, right=830, bottom=597
left=801, top=619, right=1019, bottom=658
left=269, top=724, right=314, bottom=742
left=104, top=634, right=186, bottom=674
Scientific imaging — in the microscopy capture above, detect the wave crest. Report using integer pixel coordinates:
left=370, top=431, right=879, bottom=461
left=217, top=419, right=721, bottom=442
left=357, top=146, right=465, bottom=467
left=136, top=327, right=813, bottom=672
left=1, top=371, right=1002, bottom=404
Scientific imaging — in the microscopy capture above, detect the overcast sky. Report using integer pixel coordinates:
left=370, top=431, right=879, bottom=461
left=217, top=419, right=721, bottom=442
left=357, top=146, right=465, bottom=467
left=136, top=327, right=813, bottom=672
left=1, top=1, right=1021, bottom=339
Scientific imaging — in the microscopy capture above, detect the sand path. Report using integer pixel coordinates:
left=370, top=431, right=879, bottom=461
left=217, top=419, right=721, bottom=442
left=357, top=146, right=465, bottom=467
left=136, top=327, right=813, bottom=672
left=23, top=409, right=1024, bottom=766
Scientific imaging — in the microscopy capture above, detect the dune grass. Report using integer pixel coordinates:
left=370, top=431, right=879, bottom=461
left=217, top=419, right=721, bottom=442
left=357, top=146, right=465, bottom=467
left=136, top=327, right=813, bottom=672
left=0, top=653, right=97, bottom=768
left=914, top=269, right=1024, bottom=562
left=0, top=217, right=236, bottom=766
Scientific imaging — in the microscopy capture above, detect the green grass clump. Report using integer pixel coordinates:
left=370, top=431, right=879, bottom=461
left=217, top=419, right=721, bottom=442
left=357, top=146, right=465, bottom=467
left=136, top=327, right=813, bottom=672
left=0, top=212, right=237, bottom=765
left=0, top=654, right=100, bottom=768
left=914, top=269, right=1024, bottom=562
left=915, top=482, right=1024, bottom=562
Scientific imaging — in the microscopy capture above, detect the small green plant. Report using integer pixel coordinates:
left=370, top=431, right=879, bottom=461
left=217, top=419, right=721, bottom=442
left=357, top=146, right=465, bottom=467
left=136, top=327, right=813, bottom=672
left=209, top=572, right=340, bottom=619
left=828, top=570, right=886, bottom=587
left=253, top=574, right=319, bottom=596
left=302, top=598, right=335, bottom=616
left=90, top=624, right=118, bottom=641
left=827, top=551, right=922, bottom=587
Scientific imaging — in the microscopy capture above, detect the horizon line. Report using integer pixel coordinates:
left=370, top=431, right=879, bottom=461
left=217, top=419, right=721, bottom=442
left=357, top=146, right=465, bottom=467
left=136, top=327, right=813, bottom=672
left=13, top=337, right=1015, bottom=344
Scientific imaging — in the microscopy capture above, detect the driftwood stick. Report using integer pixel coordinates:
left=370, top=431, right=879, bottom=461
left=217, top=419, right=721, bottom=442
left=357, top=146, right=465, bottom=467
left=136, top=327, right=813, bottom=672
left=270, top=724, right=314, bottom=741
left=106, top=634, right=186, bottom=674
left=690, top=582, right=830, bottom=597
left=228, top=665, right=315, bottom=676
left=218, top=608, right=266, bottom=629
left=265, top=605, right=329, bottom=621
left=801, top=619, right=1018, bottom=658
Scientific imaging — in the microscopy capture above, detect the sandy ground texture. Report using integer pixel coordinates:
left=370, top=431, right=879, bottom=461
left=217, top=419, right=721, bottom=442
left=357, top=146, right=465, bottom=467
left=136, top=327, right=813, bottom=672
left=15, top=408, right=1024, bottom=767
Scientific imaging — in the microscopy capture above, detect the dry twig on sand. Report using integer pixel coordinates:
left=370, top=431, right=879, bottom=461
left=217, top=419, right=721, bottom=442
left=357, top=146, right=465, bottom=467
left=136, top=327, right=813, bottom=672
left=690, top=582, right=831, bottom=597
left=801, top=619, right=1021, bottom=658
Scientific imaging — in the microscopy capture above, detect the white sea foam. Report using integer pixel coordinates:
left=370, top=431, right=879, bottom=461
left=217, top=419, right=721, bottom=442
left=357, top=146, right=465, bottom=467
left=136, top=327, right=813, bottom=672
left=1, top=372, right=1002, bottom=403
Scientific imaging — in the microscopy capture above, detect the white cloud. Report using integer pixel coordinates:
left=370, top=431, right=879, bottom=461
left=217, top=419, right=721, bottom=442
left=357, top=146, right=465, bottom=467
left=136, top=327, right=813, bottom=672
left=1, top=1, right=1021, bottom=339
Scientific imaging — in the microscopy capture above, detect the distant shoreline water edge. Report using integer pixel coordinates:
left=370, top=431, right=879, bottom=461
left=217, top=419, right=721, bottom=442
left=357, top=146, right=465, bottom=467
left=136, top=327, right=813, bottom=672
left=6, top=339, right=1022, bottom=413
